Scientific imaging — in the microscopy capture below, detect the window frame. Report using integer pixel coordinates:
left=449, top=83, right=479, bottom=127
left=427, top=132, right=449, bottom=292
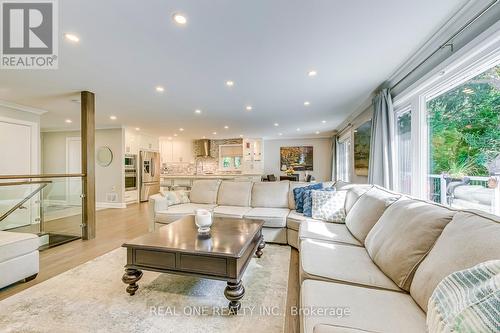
left=392, top=28, right=500, bottom=200
left=218, top=144, right=243, bottom=171
left=336, top=131, right=352, bottom=182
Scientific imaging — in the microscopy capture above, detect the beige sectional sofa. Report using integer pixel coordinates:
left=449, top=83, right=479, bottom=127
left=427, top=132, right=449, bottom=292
left=149, top=179, right=333, bottom=245
left=299, top=185, right=500, bottom=333
left=149, top=179, right=500, bottom=332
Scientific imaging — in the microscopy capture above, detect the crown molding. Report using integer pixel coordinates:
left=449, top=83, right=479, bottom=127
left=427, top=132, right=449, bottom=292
left=0, top=99, right=48, bottom=115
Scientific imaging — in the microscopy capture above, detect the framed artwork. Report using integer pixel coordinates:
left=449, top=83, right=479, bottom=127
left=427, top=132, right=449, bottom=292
left=280, top=146, right=313, bottom=171
left=354, top=120, right=372, bottom=176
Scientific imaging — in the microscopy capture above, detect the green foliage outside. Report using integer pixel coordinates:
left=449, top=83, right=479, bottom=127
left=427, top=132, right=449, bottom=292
left=427, top=65, right=500, bottom=177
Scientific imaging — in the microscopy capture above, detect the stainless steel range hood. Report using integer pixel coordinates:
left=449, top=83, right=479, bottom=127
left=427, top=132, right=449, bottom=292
left=195, top=139, right=211, bottom=157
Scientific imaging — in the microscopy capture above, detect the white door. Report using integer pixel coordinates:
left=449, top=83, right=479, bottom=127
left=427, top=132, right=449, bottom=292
left=66, top=137, right=82, bottom=206
left=0, top=121, right=32, bottom=229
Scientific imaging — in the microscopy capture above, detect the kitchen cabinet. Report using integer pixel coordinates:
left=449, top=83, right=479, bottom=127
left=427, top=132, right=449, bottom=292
left=242, top=138, right=263, bottom=173
left=125, top=129, right=159, bottom=154
left=159, top=138, right=194, bottom=163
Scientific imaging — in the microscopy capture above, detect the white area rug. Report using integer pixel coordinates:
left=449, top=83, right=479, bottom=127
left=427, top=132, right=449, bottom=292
left=0, top=245, right=290, bottom=333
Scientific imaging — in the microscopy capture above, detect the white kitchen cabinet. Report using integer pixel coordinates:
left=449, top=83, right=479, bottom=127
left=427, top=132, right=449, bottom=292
left=159, top=138, right=194, bottom=163
left=125, top=130, right=139, bottom=155
left=139, top=134, right=159, bottom=151
left=242, top=138, right=264, bottom=173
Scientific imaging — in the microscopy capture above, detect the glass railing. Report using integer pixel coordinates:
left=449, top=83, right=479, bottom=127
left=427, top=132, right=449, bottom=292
left=0, top=174, right=84, bottom=249
left=428, top=174, right=500, bottom=215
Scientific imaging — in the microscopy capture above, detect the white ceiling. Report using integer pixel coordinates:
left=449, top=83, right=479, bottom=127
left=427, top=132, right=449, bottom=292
left=0, top=0, right=469, bottom=139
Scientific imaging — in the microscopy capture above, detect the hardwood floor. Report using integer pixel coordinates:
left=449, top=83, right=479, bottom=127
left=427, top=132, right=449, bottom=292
left=0, top=202, right=300, bottom=332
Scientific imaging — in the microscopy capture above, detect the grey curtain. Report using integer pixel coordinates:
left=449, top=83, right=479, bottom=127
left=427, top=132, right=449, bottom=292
left=331, top=134, right=337, bottom=181
left=368, top=89, right=394, bottom=188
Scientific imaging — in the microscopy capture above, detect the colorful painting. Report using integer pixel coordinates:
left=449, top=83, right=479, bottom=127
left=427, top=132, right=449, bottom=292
left=280, top=146, right=313, bottom=171
left=354, top=120, right=372, bottom=176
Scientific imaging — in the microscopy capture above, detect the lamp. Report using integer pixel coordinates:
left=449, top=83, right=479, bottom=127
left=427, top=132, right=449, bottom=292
left=281, top=165, right=287, bottom=171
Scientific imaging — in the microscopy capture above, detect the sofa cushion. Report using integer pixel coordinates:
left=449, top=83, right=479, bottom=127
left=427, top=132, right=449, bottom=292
left=365, top=198, right=456, bottom=291
left=216, top=181, right=252, bottom=207
left=251, top=181, right=290, bottom=208
left=293, top=183, right=323, bottom=212
left=244, top=207, right=289, bottom=228
left=410, top=210, right=500, bottom=312
left=311, top=190, right=347, bottom=223
left=213, top=205, right=252, bottom=218
left=301, top=280, right=426, bottom=333
left=289, top=182, right=309, bottom=209
left=287, top=210, right=306, bottom=231
left=189, top=179, right=221, bottom=204
left=300, top=239, right=401, bottom=291
left=343, top=184, right=373, bottom=214
left=345, top=186, right=399, bottom=243
left=299, top=220, right=362, bottom=246
left=0, top=231, right=39, bottom=263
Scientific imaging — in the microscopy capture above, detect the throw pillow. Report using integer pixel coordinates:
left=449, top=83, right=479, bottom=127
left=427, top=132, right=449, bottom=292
left=162, top=190, right=190, bottom=206
left=303, top=187, right=336, bottom=217
left=293, top=183, right=323, bottom=213
left=427, top=260, right=500, bottom=333
left=311, top=190, right=347, bottom=223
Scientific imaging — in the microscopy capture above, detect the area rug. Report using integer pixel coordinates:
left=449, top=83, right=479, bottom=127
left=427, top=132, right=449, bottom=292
left=0, top=245, right=291, bottom=333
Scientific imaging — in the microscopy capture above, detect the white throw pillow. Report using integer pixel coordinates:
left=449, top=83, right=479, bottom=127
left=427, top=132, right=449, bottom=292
left=311, top=190, right=347, bottom=223
left=161, top=190, right=190, bottom=206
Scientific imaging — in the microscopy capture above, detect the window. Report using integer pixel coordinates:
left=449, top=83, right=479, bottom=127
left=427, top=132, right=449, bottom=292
left=395, top=107, right=412, bottom=194
left=426, top=64, right=500, bottom=212
left=336, top=135, right=351, bottom=182
left=219, top=144, right=243, bottom=171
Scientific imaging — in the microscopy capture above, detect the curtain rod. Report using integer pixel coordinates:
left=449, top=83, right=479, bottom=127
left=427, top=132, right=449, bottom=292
left=391, top=0, right=499, bottom=91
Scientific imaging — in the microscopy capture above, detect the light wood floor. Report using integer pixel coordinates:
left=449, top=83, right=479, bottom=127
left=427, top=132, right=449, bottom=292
left=0, top=202, right=300, bottom=332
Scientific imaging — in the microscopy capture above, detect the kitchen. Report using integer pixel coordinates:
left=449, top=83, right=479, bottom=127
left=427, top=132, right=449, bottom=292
left=124, top=128, right=264, bottom=204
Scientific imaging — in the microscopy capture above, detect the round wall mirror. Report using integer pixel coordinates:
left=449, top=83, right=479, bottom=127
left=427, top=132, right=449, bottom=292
left=96, top=146, right=113, bottom=167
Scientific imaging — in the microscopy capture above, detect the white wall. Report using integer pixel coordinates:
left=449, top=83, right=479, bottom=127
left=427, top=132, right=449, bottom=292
left=263, top=138, right=333, bottom=182
left=42, top=128, right=125, bottom=205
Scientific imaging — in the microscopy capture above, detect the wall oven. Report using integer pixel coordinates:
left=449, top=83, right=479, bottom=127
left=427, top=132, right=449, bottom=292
left=125, top=170, right=137, bottom=191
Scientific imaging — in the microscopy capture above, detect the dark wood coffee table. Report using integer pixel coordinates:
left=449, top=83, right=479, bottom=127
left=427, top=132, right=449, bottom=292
left=121, top=215, right=265, bottom=313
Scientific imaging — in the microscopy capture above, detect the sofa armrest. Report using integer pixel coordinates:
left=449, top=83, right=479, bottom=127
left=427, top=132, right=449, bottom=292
left=148, top=194, right=168, bottom=232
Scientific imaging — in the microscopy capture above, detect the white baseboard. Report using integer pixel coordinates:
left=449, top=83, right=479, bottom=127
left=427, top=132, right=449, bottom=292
left=96, top=202, right=127, bottom=209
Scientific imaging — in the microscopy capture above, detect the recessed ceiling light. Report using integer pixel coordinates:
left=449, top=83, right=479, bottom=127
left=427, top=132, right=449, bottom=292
left=173, top=133, right=178, bottom=137
left=308, top=70, right=317, bottom=77
left=296, top=128, right=301, bottom=131
left=274, top=123, right=279, bottom=127
left=64, top=33, right=79, bottom=43
left=321, top=120, right=326, bottom=123
left=239, top=134, right=243, bottom=138
left=194, top=109, right=202, bottom=114
left=304, top=101, right=310, bottom=106
left=212, top=132, right=217, bottom=135
left=156, top=86, right=165, bottom=92
left=167, top=137, right=172, bottom=140
left=109, top=115, right=117, bottom=120
left=65, top=119, right=72, bottom=123
left=179, top=128, right=184, bottom=131
left=226, top=80, right=234, bottom=87
left=278, top=133, right=283, bottom=136
left=224, top=125, right=229, bottom=129
left=172, top=13, right=187, bottom=25
left=202, top=136, right=206, bottom=139
left=246, top=106, right=252, bottom=111
left=315, top=131, right=320, bottom=134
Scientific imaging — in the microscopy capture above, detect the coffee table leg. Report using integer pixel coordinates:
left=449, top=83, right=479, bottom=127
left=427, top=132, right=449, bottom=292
left=255, top=235, right=265, bottom=258
left=122, top=268, right=143, bottom=296
left=224, top=280, right=245, bottom=314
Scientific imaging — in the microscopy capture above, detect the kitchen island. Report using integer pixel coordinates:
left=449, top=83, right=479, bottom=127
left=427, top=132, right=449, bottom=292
left=160, top=174, right=263, bottom=189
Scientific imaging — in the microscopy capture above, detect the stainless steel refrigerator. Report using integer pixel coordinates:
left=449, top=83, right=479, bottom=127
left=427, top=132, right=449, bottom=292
left=139, top=151, right=160, bottom=202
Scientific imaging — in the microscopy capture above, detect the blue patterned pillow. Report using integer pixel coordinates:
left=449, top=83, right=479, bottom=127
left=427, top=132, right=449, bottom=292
left=293, top=183, right=323, bottom=213
left=303, top=187, right=335, bottom=217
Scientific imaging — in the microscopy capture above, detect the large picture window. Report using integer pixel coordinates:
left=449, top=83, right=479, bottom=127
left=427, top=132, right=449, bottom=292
left=426, top=64, right=499, bottom=212
left=336, top=135, right=351, bottom=182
